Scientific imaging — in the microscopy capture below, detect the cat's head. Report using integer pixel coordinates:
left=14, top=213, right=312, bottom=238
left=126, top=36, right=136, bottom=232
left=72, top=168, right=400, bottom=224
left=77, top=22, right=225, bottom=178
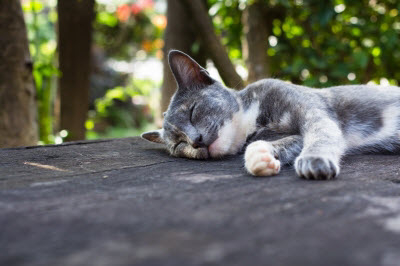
left=142, top=50, right=245, bottom=159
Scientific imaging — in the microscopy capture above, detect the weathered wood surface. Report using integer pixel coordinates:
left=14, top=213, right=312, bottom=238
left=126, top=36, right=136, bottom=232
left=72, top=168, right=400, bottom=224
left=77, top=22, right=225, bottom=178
left=1, top=137, right=400, bottom=266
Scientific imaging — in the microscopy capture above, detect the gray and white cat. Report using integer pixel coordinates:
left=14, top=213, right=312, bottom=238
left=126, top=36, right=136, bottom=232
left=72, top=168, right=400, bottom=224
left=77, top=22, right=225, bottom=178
left=142, top=50, right=400, bottom=180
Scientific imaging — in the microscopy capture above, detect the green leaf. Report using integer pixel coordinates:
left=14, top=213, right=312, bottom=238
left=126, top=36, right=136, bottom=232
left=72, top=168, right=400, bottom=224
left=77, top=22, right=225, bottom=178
left=22, top=1, right=43, bottom=12
left=96, top=12, right=118, bottom=27
left=371, top=47, right=381, bottom=57
left=353, top=50, right=369, bottom=68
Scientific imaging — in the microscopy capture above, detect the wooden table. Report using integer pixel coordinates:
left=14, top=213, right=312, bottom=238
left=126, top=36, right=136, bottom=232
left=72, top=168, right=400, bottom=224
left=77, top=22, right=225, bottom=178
left=1, top=137, right=400, bottom=266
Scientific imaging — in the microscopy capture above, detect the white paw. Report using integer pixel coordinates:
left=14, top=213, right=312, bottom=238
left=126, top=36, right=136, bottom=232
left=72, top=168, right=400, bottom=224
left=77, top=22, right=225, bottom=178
left=244, top=141, right=280, bottom=177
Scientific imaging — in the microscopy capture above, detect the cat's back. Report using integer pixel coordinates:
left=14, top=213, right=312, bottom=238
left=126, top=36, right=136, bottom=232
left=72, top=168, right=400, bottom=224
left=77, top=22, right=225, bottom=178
left=243, top=79, right=400, bottom=113
left=248, top=79, right=400, bottom=99
left=242, top=78, right=314, bottom=101
left=317, top=84, right=400, bottom=151
left=322, top=84, right=400, bottom=103
left=316, top=84, right=400, bottom=126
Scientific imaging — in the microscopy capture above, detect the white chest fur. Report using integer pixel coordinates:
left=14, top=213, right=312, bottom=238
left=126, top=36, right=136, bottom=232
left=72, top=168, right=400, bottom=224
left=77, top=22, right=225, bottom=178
left=208, top=102, right=259, bottom=158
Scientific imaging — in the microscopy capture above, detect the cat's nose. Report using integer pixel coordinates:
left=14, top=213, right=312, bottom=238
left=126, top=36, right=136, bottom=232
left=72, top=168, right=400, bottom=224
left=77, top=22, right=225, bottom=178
left=192, top=135, right=206, bottom=149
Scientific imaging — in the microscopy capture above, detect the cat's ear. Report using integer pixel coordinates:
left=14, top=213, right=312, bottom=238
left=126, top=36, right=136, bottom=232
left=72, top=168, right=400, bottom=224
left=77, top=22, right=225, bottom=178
left=141, top=129, right=165, bottom=144
left=168, top=50, right=214, bottom=89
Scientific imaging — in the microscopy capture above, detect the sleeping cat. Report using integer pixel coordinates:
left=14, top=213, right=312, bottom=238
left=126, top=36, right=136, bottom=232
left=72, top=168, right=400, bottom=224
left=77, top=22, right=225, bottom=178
left=142, top=50, right=400, bottom=180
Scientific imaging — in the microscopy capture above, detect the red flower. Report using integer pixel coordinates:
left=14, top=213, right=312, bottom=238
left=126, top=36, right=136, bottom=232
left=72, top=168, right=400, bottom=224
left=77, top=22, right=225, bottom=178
left=131, top=0, right=153, bottom=15
left=140, top=0, right=154, bottom=9
left=131, top=3, right=142, bottom=15
left=116, top=5, right=131, bottom=22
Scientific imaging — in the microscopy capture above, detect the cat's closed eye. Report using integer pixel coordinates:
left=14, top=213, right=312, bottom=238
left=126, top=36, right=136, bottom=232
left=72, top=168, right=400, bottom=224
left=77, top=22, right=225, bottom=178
left=174, top=141, right=186, bottom=151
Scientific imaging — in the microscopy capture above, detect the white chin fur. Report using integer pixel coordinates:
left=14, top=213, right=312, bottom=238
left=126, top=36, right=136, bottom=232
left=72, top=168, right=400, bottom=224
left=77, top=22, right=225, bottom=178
left=208, top=102, right=259, bottom=158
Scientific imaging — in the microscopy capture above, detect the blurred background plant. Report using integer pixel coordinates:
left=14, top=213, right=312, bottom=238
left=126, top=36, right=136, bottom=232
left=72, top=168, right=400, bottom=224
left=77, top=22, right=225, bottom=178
left=16, top=0, right=400, bottom=146
left=22, top=0, right=165, bottom=144
left=207, top=0, right=400, bottom=86
left=22, top=0, right=59, bottom=144
left=87, top=0, right=165, bottom=140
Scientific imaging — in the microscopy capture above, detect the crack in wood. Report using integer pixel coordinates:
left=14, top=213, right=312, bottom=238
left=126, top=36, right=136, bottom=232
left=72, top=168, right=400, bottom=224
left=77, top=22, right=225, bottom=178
left=49, top=160, right=178, bottom=179
left=1, top=139, right=115, bottom=151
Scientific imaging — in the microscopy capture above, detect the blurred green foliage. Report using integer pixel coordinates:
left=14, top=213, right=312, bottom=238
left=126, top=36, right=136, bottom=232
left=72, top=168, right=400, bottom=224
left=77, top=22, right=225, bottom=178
left=89, top=0, right=164, bottom=138
left=209, top=0, right=400, bottom=87
left=94, top=0, right=165, bottom=60
left=23, top=0, right=164, bottom=143
left=23, top=0, right=59, bottom=144
left=86, top=78, right=160, bottom=139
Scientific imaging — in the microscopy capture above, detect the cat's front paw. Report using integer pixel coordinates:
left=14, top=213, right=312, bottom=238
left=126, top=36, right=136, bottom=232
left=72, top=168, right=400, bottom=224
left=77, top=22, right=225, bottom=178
left=295, top=155, right=339, bottom=180
left=244, top=141, right=280, bottom=177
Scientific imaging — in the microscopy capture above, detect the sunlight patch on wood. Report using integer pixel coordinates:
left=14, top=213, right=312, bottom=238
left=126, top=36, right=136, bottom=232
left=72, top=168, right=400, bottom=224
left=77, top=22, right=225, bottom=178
left=176, top=172, right=237, bottom=183
left=30, top=180, right=68, bottom=187
left=24, top=162, right=71, bottom=172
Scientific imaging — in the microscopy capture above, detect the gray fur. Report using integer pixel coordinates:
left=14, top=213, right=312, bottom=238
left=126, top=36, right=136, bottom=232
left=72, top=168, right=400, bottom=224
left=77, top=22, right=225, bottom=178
left=142, top=50, right=400, bottom=180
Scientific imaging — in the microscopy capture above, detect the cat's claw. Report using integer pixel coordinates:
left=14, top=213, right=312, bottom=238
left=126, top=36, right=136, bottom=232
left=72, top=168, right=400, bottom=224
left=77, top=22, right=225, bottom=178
left=245, top=141, right=280, bottom=177
left=295, top=155, right=339, bottom=180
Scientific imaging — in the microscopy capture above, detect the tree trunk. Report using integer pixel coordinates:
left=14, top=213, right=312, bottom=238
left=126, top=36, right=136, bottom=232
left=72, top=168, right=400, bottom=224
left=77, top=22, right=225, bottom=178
left=181, top=0, right=244, bottom=89
left=0, top=0, right=38, bottom=148
left=242, top=1, right=270, bottom=82
left=162, top=0, right=197, bottom=112
left=161, top=0, right=208, bottom=113
left=58, top=0, right=94, bottom=141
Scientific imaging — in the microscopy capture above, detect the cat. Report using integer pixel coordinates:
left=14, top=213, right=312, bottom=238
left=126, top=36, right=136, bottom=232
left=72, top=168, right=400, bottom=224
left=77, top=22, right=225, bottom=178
left=142, top=50, right=400, bottom=180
